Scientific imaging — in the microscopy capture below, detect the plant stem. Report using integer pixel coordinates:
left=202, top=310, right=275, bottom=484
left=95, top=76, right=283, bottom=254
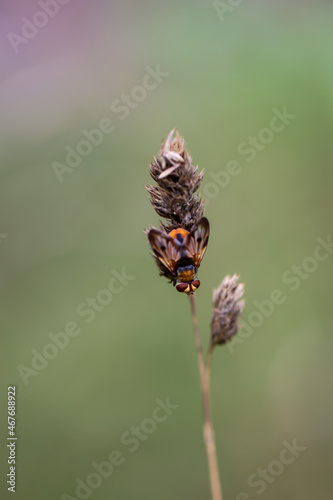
left=189, top=294, right=223, bottom=500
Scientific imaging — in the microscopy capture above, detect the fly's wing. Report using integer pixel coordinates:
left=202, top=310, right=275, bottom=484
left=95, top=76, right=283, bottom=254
left=148, top=228, right=181, bottom=276
left=185, top=217, right=210, bottom=268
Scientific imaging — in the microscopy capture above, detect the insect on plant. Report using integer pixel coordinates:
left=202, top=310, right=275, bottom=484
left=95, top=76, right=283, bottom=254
left=148, top=217, right=209, bottom=294
left=145, top=129, right=245, bottom=500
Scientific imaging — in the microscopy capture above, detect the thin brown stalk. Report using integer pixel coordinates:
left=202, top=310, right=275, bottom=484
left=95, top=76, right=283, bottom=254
left=189, top=294, right=223, bottom=500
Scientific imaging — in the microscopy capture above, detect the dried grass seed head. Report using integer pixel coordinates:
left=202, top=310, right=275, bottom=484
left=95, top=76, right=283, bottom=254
left=210, top=274, right=245, bottom=346
left=146, top=128, right=205, bottom=233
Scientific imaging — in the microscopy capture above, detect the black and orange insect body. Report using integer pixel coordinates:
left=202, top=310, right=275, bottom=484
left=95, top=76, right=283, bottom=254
left=148, top=217, right=209, bottom=294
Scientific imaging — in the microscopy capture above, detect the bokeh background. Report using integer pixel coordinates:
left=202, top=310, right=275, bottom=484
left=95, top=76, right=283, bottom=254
left=1, top=1, right=333, bottom=499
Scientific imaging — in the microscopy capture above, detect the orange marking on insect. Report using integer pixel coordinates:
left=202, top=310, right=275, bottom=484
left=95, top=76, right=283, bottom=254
left=177, top=269, right=196, bottom=282
left=169, top=228, right=190, bottom=243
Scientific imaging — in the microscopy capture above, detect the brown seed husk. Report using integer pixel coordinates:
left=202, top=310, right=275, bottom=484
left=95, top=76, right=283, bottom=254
left=146, top=129, right=205, bottom=233
left=210, top=275, right=245, bottom=345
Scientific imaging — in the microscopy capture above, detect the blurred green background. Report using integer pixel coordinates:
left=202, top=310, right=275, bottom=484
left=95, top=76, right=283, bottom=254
left=1, top=1, right=333, bottom=499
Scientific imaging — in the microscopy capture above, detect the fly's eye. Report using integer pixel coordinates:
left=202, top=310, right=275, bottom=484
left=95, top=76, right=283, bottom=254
left=192, top=280, right=200, bottom=289
left=176, top=283, right=189, bottom=293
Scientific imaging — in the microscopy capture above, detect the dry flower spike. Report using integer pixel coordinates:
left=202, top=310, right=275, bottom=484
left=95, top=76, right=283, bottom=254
left=146, top=128, right=205, bottom=233
left=145, top=129, right=209, bottom=294
left=210, top=274, right=245, bottom=346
